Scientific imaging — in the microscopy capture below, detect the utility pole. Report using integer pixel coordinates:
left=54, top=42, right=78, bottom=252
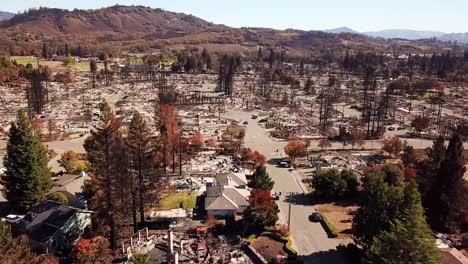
left=288, top=192, right=293, bottom=232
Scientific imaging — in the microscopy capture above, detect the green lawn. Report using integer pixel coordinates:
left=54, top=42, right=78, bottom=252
left=70, top=62, right=104, bottom=72
left=11, top=56, right=41, bottom=65
left=158, top=191, right=197, bottom=209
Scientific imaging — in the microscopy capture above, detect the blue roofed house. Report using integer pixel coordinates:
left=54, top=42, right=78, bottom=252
left=16, top=201, right=92, bottom=253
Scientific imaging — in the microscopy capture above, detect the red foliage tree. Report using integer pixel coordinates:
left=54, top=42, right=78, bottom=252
left=158, top=104, right=179, bottom=167
left=249, top=189, right=273, bottom=208
left=71, top=236, right=112, bottom=264
left=240, top=148, right=266, bottom=169
left=191, top=132, right=204, bottom=152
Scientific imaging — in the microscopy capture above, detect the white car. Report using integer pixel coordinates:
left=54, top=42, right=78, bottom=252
left=5, top=214, right=23, bottom=224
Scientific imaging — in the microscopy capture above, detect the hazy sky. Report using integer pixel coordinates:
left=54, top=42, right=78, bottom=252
left=2, top=0, right=467, bottom=33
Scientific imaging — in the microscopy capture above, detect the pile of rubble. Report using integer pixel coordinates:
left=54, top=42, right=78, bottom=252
left=189, top=151, right=233, bottom=175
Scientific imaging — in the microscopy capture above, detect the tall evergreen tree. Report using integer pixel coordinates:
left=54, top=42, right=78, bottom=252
left=353, top=171, right=404, bottom=249
left=428, top=133, right=466, bottom=232
left=90, top=60, right=97, bottom=89
left=365, top=182, right=440, bottom=264
left=247, top=164, right=274, bottom=191
left=402, top=143, right=417, bottom=168
left=417, top=136, right=445, bottom=209
left=1, top=110, right=52, bottom=211
left=127, top=111, right=155, bottom=229
left=41, top=42, right=49, bottom=59
left=84, top=101, right=125, bottom=249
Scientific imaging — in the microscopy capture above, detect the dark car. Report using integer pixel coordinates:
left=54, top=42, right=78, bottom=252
left=243, top=121, right=249, bottom=125
left=251, top=115, right=258, bottom=119
left=277, top=159, right=292, bottom=168
left=309, top=212, right=322, bottom=222
left=272, top=193, right=280, bottom=200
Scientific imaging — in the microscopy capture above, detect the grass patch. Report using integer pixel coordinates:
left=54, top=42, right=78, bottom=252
left=320, top=213, right=338, bottom=238
left=242, top=234, right=257, bottom=243
left=70, top=62, right=104, bottom=72
left=11, top=56, right=40, bottom=65
left=158, top=191, right=197, bottom=209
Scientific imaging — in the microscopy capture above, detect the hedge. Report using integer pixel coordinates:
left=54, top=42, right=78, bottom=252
left=320, top=213, right=338, bottom=238
left=242, top=234, right=257, bottom=243
left=284, top=239, right=297, bottom=257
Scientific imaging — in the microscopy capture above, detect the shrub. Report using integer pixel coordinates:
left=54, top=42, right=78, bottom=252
left=58, top=150, right=79, bottom=172
left=242, top=234, right=257, bottom=243
left=131, top=253, right=151, bottom=264
left=48, top=192, right=69, bottom=204
left=75, top=160, right=90, bottom=172
left=312, top=169, right=359, bottom=199
left=320, top=213, right=338, bottom=238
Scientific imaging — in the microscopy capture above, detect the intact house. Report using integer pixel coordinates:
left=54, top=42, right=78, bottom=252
left=204, top=172, right=250, bottom=218
left=14, top=201, right=92, bottom=254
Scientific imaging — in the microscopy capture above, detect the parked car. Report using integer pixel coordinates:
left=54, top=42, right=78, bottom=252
left=309, top=212, right=322, bottom=222
left=251, top=115, right=258, bottom=119
left=278, top=159, right=292, bottom=168
left=5, top=214, right=23, bottom=224
left=243, top=121, right=249, bottom=125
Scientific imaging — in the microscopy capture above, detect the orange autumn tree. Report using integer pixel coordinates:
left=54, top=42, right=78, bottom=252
left=71, top=236, right=112, bottom=264
left=284, top=140, right=306, bottom=161
left=240, top=148, right=266, bottom=169
left=191, top=132, right=204, bottom=153
left=158, top=104, right=180, bottom=168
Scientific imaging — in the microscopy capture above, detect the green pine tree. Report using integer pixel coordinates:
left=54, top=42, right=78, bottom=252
left=417, top=136, right=445, bottom=210
left=247, top=164, right=274, bottom=191
left=353, top=171, right=404, bottom=249
left=365, top=182, right=440, bottom=264
left=1, top=110, right=52, bottom=211
left=429, top=133, right=466, bottom=232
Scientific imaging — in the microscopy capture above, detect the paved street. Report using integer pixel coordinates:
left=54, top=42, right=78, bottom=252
left=223, top=110, right=348, bottom=263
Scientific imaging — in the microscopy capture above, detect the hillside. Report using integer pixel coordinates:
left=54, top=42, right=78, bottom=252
left=0, top=11, right=14, bottom=21
left=0, top=6, right=457, bottom=55
left=1, top=6, right=224, bottom=37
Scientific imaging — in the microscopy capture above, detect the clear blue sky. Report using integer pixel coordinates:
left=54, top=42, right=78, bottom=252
left=3, top=0, right=467, bottom=33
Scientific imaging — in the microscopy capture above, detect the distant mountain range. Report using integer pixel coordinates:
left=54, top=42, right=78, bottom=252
left=0, top=11, right=14, bottom=21
left=325, top=27, right=468, bottom=43
left=0, top=6, right=461, bottom=55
